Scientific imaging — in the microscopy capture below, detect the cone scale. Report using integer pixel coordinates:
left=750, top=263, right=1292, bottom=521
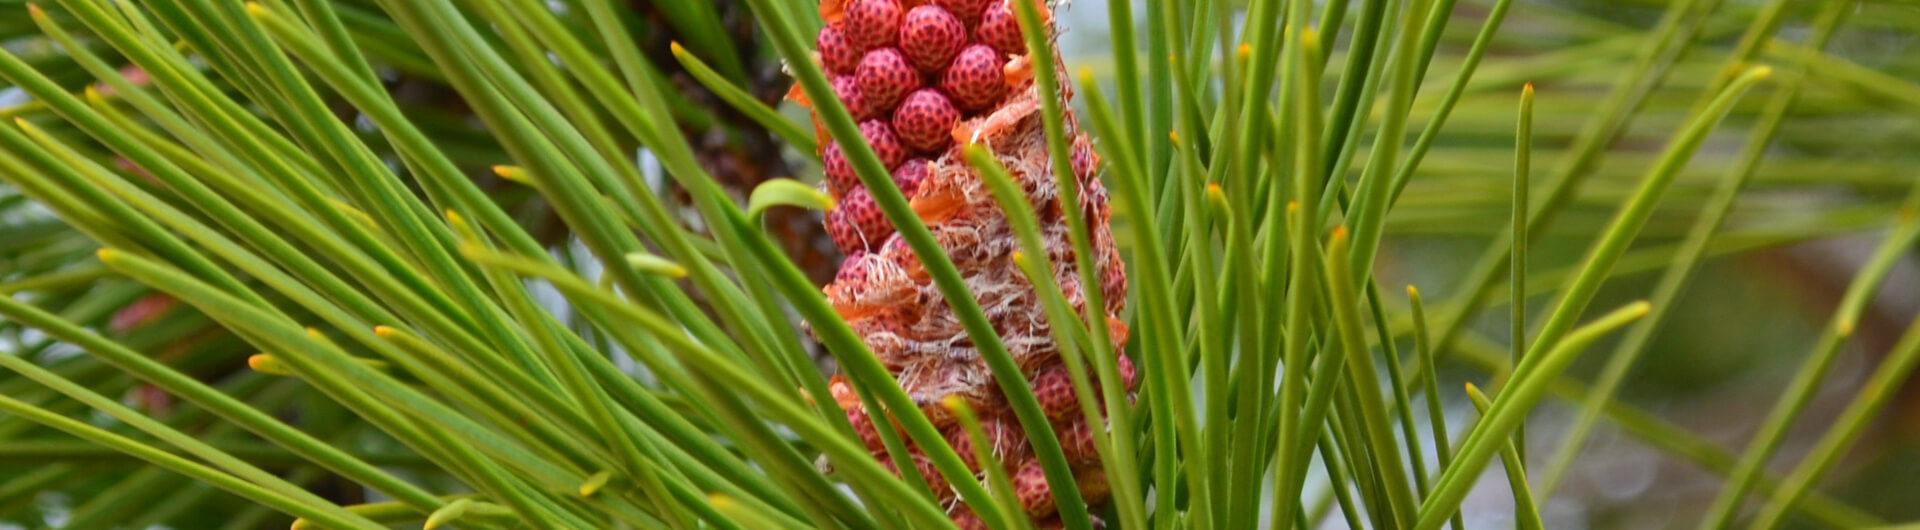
left=793, top=0, right=1131, bottom=527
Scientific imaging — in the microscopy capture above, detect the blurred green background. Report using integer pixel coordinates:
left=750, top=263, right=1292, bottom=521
left=1059, top=1, right=1920, bottom=528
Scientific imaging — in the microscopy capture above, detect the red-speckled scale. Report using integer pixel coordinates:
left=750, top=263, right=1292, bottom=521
left=935, top=0, right=995, bottom=26
left=939, top=44, right=1008, bottom=113
left=843, top=0, right=903, bottom=50
left=817, top=24, right=863, bottom=74
left=858, top=119, right=910, bottom=170
left=899, top=5, right=967, bottom=72
left=830, top=75, right=874, bottom=121
left=826, top=186, right=895, bottom=254
left=893, top=157, right=930, bottom=196
left=856, top=48, right=920, bottom=110
left=822, top=142, right=858, bottom=196
left=892, top=89, right=961, bottom=152
left=976, top=1, right=1027, bottom=56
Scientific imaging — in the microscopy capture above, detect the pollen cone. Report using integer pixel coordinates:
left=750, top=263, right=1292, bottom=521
left=795, top=0, right=1132, bottom=526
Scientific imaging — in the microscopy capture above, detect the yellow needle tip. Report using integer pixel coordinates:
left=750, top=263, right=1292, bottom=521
left=578, top=470, right=613, bottom=497
left=248, top=354, right=292, bottom=375
left=941, top=395, right=968, bottom=412
left=491, top=165, right=529, bottom=184
left=455, top=243, right=485, bottom=259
